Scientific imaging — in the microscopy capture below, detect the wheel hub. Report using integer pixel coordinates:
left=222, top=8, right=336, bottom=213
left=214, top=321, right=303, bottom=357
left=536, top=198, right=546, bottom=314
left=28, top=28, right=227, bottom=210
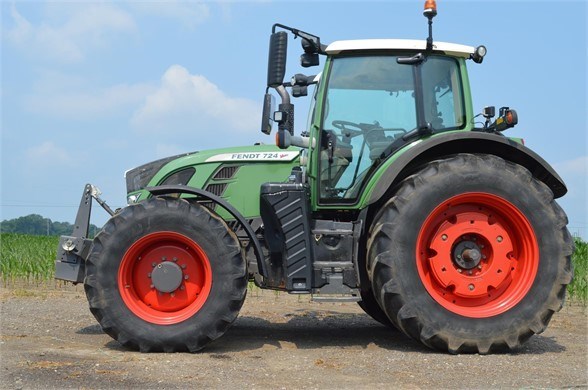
left=417, top=192, right=539, bottom=318
left=453, top=240, right=482, bottom=269
left=151, top=261, right=183, bottom=293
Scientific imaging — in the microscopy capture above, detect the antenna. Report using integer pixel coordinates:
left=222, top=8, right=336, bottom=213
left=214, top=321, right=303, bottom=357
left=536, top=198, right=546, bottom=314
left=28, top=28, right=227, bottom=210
left=423, top=0, right=437, bottom=51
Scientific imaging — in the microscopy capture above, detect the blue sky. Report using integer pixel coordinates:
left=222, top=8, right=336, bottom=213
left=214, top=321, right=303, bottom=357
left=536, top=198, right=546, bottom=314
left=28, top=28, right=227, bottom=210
left=1, top=1, right=586, bottom=238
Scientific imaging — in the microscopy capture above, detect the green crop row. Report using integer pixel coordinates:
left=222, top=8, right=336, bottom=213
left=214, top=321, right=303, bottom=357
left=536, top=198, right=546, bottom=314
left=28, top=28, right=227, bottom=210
left=0, top=233, right=587, bottom=303
left=568, top=238, right=587, bottom=304
left=1, top=233, right=58, bottom=282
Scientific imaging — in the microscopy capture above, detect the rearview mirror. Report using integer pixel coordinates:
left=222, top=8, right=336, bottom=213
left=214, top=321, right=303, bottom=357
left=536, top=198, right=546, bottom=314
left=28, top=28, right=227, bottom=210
left=261, top=93, right=276, bottom=134
left=267, top=31, right=288, bottom=88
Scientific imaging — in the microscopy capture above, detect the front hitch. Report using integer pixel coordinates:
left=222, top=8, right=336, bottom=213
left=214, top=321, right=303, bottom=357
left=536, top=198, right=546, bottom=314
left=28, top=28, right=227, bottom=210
left=54, top=184, right=115, bottom=284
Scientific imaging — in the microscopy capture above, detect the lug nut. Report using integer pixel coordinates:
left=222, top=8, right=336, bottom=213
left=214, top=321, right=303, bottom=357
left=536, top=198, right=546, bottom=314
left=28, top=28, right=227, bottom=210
left=497, top=236, right=503, bottom=243
left=152, top=262, right=157, bottom=267
left=457, top=269, right=463, bottom=273
left=173, top=257, right=178, bottom=262
left=468, top=284, right=475, bottom=291
left=147, top=273, right=151, bottom=278
left=171, top=293, right=175, bottom=297
left=181, top=264, right=187, bottom=269
left=441, top=234, right=448, bottom=241
left=150, top=284, right=154, bottom=289
left=162, top=257, right=167, bottom=261
left=184, top=275, right=190, bottom=280
left=468, top=270, right=473, bottom=275
left=478, top=265, right=482, bottom=270
left=180, top=285, right=185, bottom=291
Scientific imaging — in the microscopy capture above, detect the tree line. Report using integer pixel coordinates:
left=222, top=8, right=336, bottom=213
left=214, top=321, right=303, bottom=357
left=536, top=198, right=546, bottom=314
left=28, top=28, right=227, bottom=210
left=0, top=214, right=100, bottom=237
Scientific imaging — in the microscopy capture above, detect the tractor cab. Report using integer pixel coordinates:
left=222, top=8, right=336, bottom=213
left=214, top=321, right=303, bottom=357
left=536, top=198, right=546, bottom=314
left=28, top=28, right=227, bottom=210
left=312, top=42, right=471, bottom=203
left=260, top=5, right=513, bottom=214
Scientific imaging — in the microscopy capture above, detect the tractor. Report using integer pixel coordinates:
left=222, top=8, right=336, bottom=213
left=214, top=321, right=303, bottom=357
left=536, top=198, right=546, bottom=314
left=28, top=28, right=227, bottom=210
left=55, top=1, right=573, bottom=354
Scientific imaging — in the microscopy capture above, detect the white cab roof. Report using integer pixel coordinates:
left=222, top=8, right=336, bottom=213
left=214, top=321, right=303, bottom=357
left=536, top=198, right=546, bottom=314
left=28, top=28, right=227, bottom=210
left=325, top=39, right=474, bottom=58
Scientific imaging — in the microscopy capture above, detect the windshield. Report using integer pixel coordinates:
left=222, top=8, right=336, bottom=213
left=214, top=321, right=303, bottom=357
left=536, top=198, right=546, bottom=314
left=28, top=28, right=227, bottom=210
left=319, top=54, right=464, bottom=201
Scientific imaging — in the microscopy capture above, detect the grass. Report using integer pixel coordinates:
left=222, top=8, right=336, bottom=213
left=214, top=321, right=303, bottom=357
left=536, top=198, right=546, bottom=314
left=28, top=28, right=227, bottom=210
left=1, top=233, right=587, bottom=304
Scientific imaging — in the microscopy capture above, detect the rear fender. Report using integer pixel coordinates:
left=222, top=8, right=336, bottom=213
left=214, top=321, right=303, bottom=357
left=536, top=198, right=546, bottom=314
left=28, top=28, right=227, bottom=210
left=362, top=132, right=567, bottom=208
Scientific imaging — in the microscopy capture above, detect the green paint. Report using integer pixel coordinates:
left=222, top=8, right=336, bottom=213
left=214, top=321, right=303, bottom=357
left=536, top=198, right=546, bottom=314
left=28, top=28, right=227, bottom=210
left=128, top=144, right=300, bottom=219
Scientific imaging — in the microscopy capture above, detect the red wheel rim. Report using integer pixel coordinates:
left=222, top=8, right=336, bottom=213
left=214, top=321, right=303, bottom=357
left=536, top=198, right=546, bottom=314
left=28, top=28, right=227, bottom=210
left=118, top=231, right=212, bottom=325
left=416, top=193, right=539, bottom=318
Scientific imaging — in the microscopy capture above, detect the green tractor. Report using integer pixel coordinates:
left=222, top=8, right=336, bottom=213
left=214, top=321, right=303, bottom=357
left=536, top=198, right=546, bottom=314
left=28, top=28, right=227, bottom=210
left=55, top=2, right=573, bottom=354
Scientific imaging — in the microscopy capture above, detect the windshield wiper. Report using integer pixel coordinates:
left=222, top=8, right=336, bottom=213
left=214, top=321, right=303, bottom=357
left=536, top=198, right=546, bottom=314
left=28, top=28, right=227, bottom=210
left=397, top=53, right=425, bottom=65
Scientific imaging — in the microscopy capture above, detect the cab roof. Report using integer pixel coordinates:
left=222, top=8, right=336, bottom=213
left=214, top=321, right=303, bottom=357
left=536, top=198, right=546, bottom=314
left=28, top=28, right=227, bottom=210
left=325, top=39, right=475, bottom=58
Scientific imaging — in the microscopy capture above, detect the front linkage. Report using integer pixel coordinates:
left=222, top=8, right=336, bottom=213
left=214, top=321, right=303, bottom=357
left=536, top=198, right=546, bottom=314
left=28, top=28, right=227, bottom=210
left=55, top=184, right=115, bottom=284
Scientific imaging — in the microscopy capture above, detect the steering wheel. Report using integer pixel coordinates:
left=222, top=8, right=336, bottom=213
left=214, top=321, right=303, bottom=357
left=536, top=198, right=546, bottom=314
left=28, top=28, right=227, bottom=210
left=332, top=120, right=407, bottom=138
left=332, top=120, right=365, bottom=138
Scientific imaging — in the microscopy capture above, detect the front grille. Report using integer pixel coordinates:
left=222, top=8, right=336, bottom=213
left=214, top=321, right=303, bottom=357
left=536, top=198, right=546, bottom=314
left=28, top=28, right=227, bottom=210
left=205, top=183, right=227, bottom=197
left=213, top=166, right=240, bottom=180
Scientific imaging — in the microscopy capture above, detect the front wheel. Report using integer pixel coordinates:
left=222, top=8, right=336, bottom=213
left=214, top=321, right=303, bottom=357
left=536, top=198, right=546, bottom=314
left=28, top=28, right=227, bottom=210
left=84, top=197, right=247, bottom=352
left=368, top=154, right=573, bottom=354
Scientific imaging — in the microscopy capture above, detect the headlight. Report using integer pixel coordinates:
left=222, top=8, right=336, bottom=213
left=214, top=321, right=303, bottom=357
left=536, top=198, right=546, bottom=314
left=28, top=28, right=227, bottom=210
left=471, top=45, right=487, bottom=64
left=127, top=193, right=142, bottom=204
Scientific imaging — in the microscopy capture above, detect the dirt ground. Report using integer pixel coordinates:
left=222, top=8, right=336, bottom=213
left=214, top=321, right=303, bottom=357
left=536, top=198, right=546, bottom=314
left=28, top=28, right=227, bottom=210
left=0, top=284, right=586, bottom=390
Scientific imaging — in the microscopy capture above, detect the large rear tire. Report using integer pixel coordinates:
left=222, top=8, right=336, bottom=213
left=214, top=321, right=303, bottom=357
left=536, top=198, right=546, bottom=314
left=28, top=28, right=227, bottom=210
left=357, top=289, right=394, bottom=327
left=368, top=154, right=573, bottom=354
left=85, top=197, right=247, bottom=352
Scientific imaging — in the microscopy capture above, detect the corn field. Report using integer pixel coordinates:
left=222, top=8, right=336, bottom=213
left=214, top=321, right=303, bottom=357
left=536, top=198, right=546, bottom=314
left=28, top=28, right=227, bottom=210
left=0, top=233, right=586, bottom=303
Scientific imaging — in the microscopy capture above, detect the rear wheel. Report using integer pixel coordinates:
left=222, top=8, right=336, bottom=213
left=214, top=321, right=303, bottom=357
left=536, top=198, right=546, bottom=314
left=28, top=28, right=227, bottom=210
left=358, top=289, right=395, bottom=327
left=85, top=197, right=247, bottom=352
left=368, top=154, right=573, bottom=354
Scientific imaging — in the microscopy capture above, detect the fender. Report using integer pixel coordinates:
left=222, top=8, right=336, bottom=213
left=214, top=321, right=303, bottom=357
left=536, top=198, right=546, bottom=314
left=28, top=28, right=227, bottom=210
left=364, top=131, right=567, bottom=207
left=146, top=185, right=268, bottom=279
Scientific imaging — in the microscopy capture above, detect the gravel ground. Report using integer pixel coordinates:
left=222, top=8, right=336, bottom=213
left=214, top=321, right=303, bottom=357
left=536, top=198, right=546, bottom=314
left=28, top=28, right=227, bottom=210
left=0, top=283, right=586, bottom=389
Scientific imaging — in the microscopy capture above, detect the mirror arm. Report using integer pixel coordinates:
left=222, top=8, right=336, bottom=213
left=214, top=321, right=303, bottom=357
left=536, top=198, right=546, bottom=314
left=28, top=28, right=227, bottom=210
left=274, top=85, right=291, bottom=105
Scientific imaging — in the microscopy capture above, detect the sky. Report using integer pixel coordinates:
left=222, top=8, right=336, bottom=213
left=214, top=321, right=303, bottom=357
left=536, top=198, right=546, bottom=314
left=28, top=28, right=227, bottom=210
left=1, top=0, right=586, bottom=239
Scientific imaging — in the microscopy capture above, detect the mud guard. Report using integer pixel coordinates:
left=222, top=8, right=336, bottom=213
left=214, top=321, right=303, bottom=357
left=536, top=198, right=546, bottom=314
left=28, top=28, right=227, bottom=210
left=146, top=185, right=269, bottom=280
left=366, top=132, right=567, bottom=207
